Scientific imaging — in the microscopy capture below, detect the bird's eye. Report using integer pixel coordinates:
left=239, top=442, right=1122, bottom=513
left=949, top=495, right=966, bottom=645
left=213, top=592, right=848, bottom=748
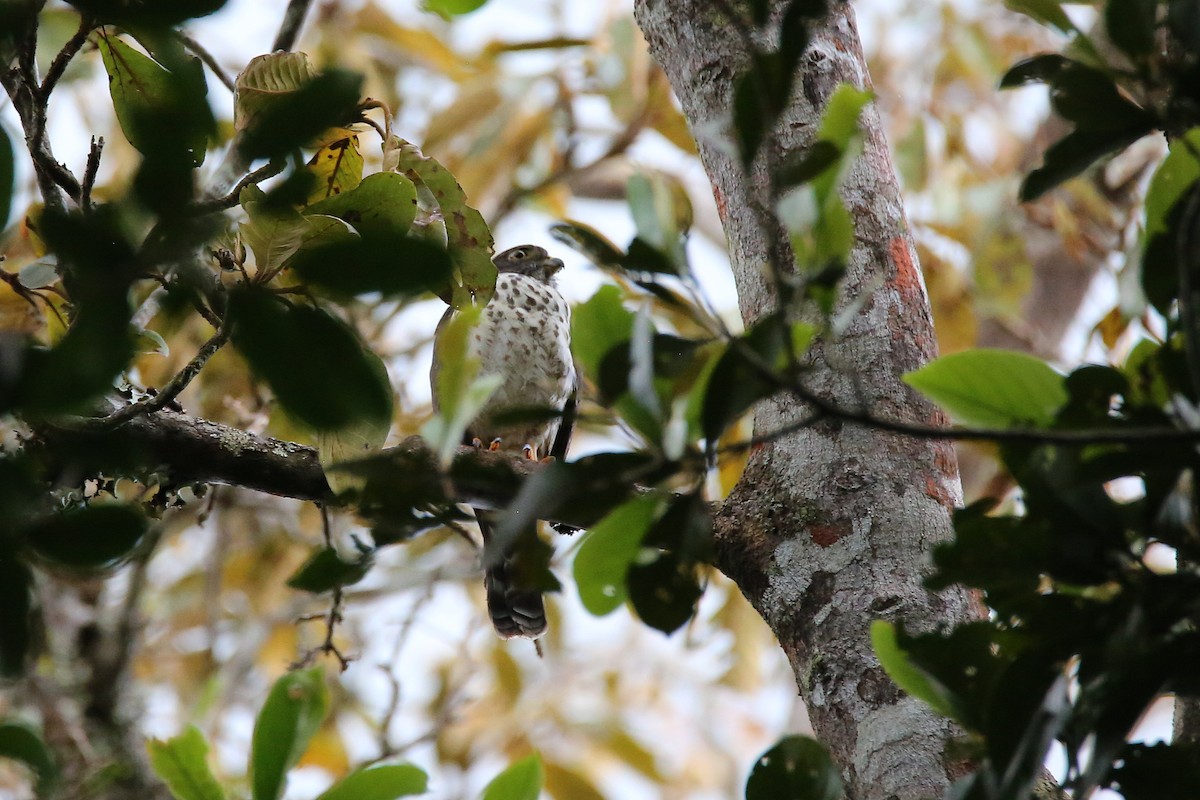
left=512, top=249, right=527, bottom=259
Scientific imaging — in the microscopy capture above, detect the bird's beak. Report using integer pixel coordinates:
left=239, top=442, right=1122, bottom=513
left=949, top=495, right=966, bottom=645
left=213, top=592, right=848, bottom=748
left=547, top=257, right=565, bottom=274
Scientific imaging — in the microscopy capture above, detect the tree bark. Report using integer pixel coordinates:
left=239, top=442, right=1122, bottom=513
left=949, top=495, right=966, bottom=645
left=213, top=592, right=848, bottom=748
left=633, top=1, right=979, bottom=797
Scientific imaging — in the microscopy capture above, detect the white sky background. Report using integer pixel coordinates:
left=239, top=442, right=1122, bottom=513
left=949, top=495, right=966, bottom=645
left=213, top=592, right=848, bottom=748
left=1, top=0, right=1173, bottom=798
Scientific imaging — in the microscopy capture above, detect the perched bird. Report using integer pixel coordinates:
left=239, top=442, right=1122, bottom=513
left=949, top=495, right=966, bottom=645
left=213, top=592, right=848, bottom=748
left=432, top=245, right=577, bottom=638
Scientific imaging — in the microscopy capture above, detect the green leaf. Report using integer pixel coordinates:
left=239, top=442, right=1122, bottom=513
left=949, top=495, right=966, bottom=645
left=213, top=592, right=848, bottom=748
left=1003, top=0, right=1076, bottom=33
left=549, top=220, right=625, bottom=270
left=315, top=764, right=429, bottom=800
left=146, top=725, right=224, bottom=800
left=745, top=735, right=844, bottom=800
left=66, top=0, right=226, bottom=26
left=424, top=0, right=489, bottom=15
left=869, top=621, right=960, bottom=721
left=425, top=305, right=503, bottom=466
left=480, top=753, right=543, bottom=800
left=227, top=288, right=392, bottom=431
left=0, top=722, right=57, bottom=793
left=96, top=31, right=211, bottom=166
left=250, top=667, right=329, bottom=800
left=902, top=348, right=1067, bottom=428
left=1144, top=128, right=1200, bottom=241
left=574, top=494, right=662, bottom=615
left=289, top=232, right=453, bottom=300
left=25, top=504, right=147, bottom=569
left=385, top=137, right=495, bottom=307
left=240, top=194, right=308, bottom=275
left=0, top=542, right=33, bottom=677
left=286, top=547, right=373, bottom=593
left=1020, top=125, right=1152, bottom=201
left=234, top=52, right=316, bottom=134
left=572, top=285, right=634, bottom=378
left=0, top=122, right=12, bottom=228
left=626, top=171, right=691, bottom=274
left=305, top=171, right=418, bottom=240
left=317, top=346, right=391, bottom=496
left=701, top=313, right=786, bottom=447
left=817, top=84, right=872, bottom=149
left=1049, top=64, right=1155, bottom=132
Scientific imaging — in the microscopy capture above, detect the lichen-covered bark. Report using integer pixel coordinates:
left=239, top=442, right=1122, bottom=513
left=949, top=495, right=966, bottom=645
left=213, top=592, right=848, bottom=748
left=633, top=1, right=979, bottom=796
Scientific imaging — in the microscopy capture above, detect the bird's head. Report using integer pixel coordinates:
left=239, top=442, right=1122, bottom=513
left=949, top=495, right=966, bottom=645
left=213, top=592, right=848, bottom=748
left=493, top=245, right=565, bottom=284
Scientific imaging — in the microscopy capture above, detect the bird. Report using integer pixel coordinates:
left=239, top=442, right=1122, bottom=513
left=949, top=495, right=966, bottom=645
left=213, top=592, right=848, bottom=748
left=431, top=244, right=577, bottom=639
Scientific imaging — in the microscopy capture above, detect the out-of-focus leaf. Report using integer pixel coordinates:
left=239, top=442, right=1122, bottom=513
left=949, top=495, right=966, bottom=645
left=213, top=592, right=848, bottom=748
left=304, top=133, right=364, bottom=204
left=305, top=172, right=418, bottom=239
left=1020, top=125, right=1153, bottom=202
left=627, top=553, right=701, bottom=634
left=240, top=191, right=307, bottom=276
left=574, top=494, right=662, bottom=615
left=286, top=547, right=373, bottom=593
left=549, top=220, right=625, bottom=270
left=385, top=137, right=495, bottom=307
left=425, top=305, right=503, bottom=466
left=236, top=54, right=362, bottom=160
left=96, top=32, right=212, bottom=166
left=0, top=123, right=11, bottom=228
left=572, top=285, right=634, bottom=378
left=66, top=0, right=226, bottom=26
left=870, top=621, right=960, bottom=721
left=424, top=0, right=489, bottom=17
left=24, top=504, right=147, bottom=569
left=1003, top=0, right=1076, bottom=33
left=0, top=722, right=56, bottom=793
left=1144, top=128, right=1200, bottom=241
left=700, top=313, right=786, bottom=449
left=250, top=667, right=329, bottom=800
left=0, top=535, right=33, bottom=677
left=542, top=762, right=604, bottom=800
left=627, top=172, right=691, bottom=273
left=289, top=232, right=453, bottom=300
left=317, top=347, right=391, bottom=496
left=16, top=260, right=56, bottom=290
left=745, top=735, right=844, bottom=800
left=1049, top=64, right=1155, bottom=132
left=227, top=288, right=392, bottom=430
left=999, top=54, right=1069, bottom=88
left=480, top=753, right=543, bottom=800
left=314, top=763, right=429, bottom=800
left=902, top=348, right=1067, bottom=428
left=145, top=725, right=224, bottom=800
left=1105, top=0, right=1156, bottom=58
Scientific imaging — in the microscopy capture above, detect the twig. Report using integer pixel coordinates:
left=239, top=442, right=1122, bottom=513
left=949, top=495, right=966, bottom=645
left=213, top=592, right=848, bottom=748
left=189, top=159, right=284, bottom=214
left=80, top=135, right=103, bottom=211
left=38, top=13, right=94, bottom=101
left=178, top=31, right=236, bottom=93
left=93, top=323, right=231, bottom=429
left=272, top=0, right=314, bottom=53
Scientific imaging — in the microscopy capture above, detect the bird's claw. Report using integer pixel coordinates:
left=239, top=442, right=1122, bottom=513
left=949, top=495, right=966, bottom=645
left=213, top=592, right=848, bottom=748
left=522, top=444, right=538, bottom=460
left=488, top=438, right=502, bottom=452
left=471, top=437, right=483, bottom=449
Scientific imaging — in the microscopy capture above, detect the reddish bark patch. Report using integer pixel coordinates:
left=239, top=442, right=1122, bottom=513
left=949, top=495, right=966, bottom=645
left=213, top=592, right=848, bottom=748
left=890, top=236, right=923, bottom=309
left=712, top=183, right=727, bottom=224
left=924, top=473, right=955, bottom=510
left=932, top=439, right=958, bottom=479
left=810, top=522, right=848, bottom=547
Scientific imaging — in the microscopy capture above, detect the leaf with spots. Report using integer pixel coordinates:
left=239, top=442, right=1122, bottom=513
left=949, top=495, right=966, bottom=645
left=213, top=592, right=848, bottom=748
left=303, top=131, right=364, bottom=205
left=305, top=172, right=418, bottom=240
left=384, top=136, right=495, bottom=308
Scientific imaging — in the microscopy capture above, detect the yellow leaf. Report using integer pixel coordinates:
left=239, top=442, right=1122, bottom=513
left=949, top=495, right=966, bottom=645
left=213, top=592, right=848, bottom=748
left=304, top=132, right=364, bottom=205
left=354, top=3, right=477, bottom=81
left=543, top=762, right=604, bottom=800
left=297, top=725, right=350, bottom=775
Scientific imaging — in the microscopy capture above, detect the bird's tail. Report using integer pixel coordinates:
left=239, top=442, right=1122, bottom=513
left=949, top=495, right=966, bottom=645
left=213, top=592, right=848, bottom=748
left=476, top=512, right=548, bottom=639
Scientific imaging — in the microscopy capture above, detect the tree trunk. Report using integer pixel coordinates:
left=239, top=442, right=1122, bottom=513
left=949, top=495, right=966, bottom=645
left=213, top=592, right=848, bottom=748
left=633, top=1, right=979, bottom=797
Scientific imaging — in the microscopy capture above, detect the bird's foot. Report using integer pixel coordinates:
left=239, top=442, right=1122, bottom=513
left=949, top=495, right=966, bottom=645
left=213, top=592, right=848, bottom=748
left=521, top=444, right=538, bottom=460
left=488, top=438, right=502, bottom=452
left=471, top=437, right=483, bottom=449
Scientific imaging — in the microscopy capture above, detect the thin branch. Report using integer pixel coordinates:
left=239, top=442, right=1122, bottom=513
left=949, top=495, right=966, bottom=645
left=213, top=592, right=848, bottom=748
left=80, top=135, right=103, bottom=211
left=178, top=31, right=236, bottom=93
left=38, top=13, right=94, bottom=101
left=93, top=323, right=230, bottom=429
left=272, top=0, right=314, bottom=53
left=189, top=159, right=284, bottom=214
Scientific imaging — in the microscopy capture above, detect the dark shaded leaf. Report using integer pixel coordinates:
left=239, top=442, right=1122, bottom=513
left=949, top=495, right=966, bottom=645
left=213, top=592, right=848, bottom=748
left=1049, top=64, right=1155, bottom=132
left=238, top=70, right=364, bottom=161
left=700, top=313, right=786, bottom=448
left=777, top=140, right=842, bottom=190
left=24, top=504, right=147, bottom=569
left=622, top=236, right=678, bottom=276
left=999, top=53, right=1070, bottom=88
left=627, top=552, right=702, bottom=634
left=0, top=722, right=57, bottom=794
left=66, top=0, right=226, bottom=25
left=1021, top=125, right=1153, bottom=202
left=0, top=541, right=33, bottom=676
left=1105, top=0, right=1156, bottom=58
left=549, top=220, right=625, bottom=270
left=1108, top=742, right=1200, bottom=800
left=250, top=667, right=329, bottom=800
left=227, top=288, right=392, bottom=430
left=642, top=491, right=714, bottom=565
left=289, top=233, right=452, bottom=299
left=745, top=735, right=844, bottom=800
left=287, top=547, right=373, bottom=593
